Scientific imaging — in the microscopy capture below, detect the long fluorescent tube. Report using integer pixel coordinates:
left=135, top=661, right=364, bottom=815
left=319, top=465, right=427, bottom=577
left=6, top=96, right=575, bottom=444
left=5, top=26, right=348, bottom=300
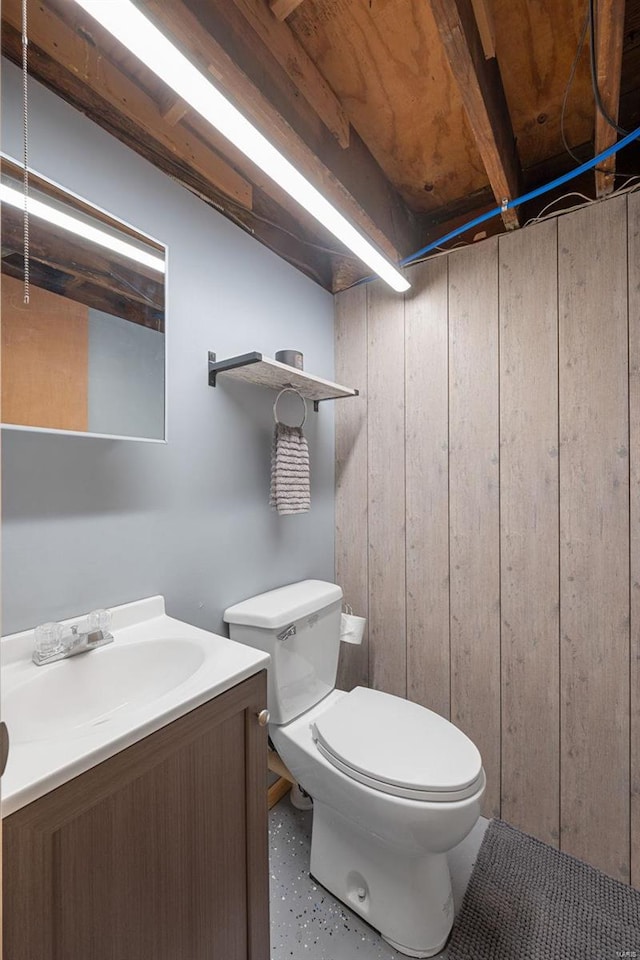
left=72, top=0, right=410, bottom=293
left=1, top=184, right=165, bottom=273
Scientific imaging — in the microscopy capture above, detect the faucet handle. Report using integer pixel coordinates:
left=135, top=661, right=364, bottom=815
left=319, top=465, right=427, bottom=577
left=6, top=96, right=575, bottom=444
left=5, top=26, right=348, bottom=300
left=87, top=608, right=112, bottom=640
left=34, top=621, right=65, bottom=660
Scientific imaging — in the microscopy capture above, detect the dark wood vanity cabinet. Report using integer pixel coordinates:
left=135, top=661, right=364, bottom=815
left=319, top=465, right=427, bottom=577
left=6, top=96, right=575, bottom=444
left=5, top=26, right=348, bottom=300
left=3, top=671, right=270, bottom=960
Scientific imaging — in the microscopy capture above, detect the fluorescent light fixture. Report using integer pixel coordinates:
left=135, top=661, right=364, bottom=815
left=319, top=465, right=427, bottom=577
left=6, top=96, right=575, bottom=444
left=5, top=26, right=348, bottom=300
left=1, top=183, right=165, bottom=273
left=72, top=0, right=409, bottom=293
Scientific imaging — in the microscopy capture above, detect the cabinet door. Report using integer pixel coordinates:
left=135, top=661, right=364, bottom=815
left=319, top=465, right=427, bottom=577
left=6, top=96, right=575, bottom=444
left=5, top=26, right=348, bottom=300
left=4, top=671, right=269, bottom=960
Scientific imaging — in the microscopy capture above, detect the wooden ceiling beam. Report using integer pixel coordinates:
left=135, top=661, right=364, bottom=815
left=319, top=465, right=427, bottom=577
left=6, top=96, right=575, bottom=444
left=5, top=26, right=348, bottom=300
left=428, top=0, right=521, bottom=229
left=594, top=0, right=626, bottom=197
left=1, top=13, right=334, bottom=288
left=230, top=0, right=349, bottom=147
left=136, top=0, right=418, bottom=261
left=16, top=2, right=342, bottom=271
left=159, top=95, right=190, bottom=127
left=2, top=0, right=254, bottom=212
left=18, top=0, right=418, bottom=274
left=181, top=111, right=355, bottom=260
left=470, top=0, right=495, bottom=58
left=270, top=0, right=306, bottom=22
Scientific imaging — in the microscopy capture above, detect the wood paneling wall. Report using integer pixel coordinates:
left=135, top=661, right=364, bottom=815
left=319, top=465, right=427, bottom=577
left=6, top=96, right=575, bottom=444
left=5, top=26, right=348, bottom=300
left=335, top=192, right=638, bottom=884
left=367, top=284, right=406, bottom=697
left=449, top=239, right=501, bottom=819
left=499, top=218, right=560, bottom=845
left=629, top=190, right=640, bottom=888
left=336, top=284, right=369, bottom=692
left=558, top=196, right=629, bottom=879
left=405, top=258, right=449, bottom=720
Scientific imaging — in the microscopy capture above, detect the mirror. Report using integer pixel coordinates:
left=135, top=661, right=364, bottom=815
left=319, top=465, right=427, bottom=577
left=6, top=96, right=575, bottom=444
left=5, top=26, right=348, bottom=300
left=1, top=157, right=166, bottom=441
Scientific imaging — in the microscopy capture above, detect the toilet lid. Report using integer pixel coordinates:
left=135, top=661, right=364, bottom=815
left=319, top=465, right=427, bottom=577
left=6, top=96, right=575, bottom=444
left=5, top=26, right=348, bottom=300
left=312, top=687, right=484, bottom=802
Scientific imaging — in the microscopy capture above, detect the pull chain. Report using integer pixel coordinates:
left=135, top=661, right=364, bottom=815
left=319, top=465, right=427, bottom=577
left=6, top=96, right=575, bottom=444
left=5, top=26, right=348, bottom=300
left=22, top=0, right=30, bottom=305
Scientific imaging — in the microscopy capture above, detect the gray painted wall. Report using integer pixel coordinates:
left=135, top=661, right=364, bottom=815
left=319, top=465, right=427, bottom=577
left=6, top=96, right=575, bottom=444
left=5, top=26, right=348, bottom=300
left=1, top=59, right=336, bottom=635
left=88, top=308, right=166, bottom=440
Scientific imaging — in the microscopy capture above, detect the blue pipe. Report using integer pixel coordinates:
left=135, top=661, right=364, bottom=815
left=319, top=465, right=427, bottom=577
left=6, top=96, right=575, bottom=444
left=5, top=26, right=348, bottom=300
left=398, top=125, right=640, bottom=268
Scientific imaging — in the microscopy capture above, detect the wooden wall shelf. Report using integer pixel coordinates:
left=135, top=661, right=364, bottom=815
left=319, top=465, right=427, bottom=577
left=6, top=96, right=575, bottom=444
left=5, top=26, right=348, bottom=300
left=208, top=351, right=358, bottom=411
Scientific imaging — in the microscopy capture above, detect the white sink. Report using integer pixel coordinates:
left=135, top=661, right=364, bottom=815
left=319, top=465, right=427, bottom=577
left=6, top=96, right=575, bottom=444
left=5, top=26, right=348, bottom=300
left=1, top=596, right=270, bottom=816
left=5, top=638, right=206, bottom=742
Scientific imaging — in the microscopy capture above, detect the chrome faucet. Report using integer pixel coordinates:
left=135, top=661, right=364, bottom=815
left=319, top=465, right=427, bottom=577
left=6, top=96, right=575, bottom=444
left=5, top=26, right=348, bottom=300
left=33, top=609, right=114, bottom=666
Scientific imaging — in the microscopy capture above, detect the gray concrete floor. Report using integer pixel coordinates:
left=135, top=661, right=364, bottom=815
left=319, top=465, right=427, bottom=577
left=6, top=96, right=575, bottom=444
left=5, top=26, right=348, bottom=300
left=269, top=796, right=489, bottom=960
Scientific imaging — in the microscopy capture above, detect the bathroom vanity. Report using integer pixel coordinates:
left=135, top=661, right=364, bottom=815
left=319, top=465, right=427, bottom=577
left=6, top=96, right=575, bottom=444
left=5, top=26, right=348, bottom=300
left=2, top=598, right=270, bottom=960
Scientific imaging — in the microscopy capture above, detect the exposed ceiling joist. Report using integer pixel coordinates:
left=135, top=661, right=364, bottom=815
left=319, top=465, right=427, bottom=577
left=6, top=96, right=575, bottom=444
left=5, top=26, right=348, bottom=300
left=470, top=0, right=496, bottom=58
left=2, top=0, right=254, bottom=211
left=126, top=81, right=356, bottom=284
left=1, top=48, right=327, bottom=292
left=142, top=0, right=417, bottom=260
left=269, top=0, right=306, bottom=22
left=230, top=0, right=349, bottom=148
left=1, top=2, right=343, bottom=288
left=3, top=0, right=620, bottom=295
left=594, top=0, right=626, bottom=197
left=429, top=0, right=521, bottom=229
left=159, top=94, right=190, bottom=127
left=137, top=0, right=419, bottom=262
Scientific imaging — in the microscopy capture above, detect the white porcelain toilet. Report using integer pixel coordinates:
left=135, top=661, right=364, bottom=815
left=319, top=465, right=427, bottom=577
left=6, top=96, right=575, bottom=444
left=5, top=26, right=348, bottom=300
left=224, top=580, right=485, bottom=958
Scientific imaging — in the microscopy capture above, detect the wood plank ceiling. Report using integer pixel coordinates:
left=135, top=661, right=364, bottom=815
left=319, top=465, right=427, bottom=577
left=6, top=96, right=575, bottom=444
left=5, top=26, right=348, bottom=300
left=1, top=0, right=638, bottom=291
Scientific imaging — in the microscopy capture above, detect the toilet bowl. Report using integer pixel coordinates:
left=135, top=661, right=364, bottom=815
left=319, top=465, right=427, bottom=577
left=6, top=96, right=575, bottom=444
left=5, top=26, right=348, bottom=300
left=225, top=580, right=485, bottom=958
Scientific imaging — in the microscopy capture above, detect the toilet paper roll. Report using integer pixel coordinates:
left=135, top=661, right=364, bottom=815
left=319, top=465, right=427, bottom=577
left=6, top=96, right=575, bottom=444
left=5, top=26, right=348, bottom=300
left=340, top=612, right=366, bottom=645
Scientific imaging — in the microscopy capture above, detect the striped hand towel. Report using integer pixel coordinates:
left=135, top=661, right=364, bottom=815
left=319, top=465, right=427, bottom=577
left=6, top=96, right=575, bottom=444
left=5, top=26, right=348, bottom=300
left=270, top=423, right=310, bottom=515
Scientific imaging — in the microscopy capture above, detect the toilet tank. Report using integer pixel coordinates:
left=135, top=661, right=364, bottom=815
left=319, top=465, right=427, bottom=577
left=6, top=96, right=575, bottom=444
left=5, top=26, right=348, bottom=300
left=224, top=580, right=343, bottom=724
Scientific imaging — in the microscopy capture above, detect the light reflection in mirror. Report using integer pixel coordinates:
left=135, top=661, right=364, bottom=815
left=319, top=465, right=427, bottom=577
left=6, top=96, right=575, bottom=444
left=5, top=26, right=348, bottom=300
left=1, top=156, right=167, bottom=441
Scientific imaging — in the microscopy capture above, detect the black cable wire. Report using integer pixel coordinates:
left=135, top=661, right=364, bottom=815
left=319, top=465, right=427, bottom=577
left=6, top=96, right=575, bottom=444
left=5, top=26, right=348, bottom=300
left=560, top=0, right=635, bottom=176
left=561, top=3, right=590, bottom=165
left=588, top=0, right=629, bottom=136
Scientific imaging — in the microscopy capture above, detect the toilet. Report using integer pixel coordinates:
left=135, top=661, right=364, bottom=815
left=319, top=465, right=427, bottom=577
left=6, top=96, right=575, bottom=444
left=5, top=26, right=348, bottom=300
left=224, top=580, right=485, bottom=958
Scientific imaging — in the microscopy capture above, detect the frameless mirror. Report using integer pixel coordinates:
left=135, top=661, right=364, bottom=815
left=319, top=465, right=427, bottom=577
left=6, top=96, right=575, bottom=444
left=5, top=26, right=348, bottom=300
left=1, top=156, right=166, bottom=441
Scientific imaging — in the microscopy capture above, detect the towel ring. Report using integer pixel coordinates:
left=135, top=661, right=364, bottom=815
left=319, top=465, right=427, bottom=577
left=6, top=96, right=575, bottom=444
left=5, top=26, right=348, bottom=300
left=273, top=387, right=307, bottom=428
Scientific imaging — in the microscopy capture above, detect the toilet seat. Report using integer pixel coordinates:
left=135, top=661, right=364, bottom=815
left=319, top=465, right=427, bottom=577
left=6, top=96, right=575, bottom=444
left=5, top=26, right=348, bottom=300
left=312, top=687, right=484, bottom=802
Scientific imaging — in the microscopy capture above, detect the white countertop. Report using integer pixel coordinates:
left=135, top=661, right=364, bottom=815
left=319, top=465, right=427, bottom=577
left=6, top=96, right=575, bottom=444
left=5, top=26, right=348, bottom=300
left=1, top=596, right=269, bottom=817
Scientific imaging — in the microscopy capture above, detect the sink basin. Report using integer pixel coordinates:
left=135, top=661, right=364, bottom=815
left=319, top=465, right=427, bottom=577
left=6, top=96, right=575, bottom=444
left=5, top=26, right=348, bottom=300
left=5, top=638, right=206, bottom=743
left=1, top=595, right=270, bottom=817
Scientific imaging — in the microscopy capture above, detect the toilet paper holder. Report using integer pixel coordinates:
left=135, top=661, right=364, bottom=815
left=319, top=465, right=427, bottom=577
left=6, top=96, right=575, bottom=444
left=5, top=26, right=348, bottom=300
left=340, top=604, right=366, bottom=645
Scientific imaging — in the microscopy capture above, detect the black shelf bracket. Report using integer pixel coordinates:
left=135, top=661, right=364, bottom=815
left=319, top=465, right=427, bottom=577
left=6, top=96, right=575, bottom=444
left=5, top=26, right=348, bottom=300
left=208, top=351, right=263, bottom=388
